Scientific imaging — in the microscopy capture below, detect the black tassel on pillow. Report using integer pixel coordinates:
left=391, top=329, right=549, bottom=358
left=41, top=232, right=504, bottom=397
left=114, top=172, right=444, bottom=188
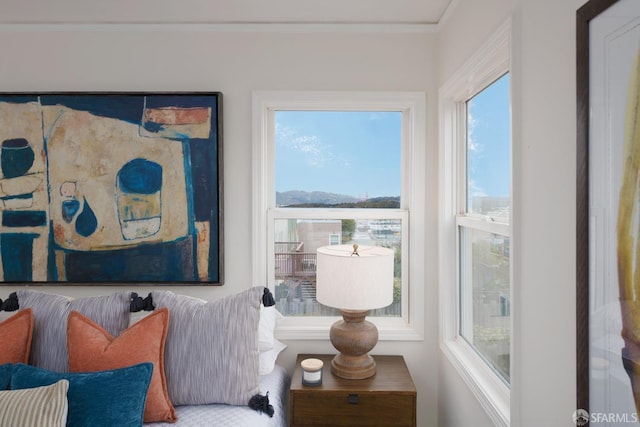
left=142, top=293, right=155, bottom=311
left=249, top=392, right=274, bottom=417
left=130, top=293, right=144, bottom=312
left=262, top=288, right=276, bottom=307
left=130, top=293, right=155, bottom=312
left=0, top=293, right=18, bottom=311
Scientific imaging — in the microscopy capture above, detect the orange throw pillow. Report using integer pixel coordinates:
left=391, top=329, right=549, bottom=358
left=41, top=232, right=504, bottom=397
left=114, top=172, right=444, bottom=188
left=0, top=309, right=33, bottom=364
left=67, top=308, right=176, bottom=423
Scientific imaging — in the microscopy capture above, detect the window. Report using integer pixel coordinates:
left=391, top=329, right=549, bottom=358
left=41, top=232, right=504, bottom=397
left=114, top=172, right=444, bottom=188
left=459, top=73, right=511, bottom=384
left=253, top=91, right=425, bottom=341
left=439, top=19, right=511, bottom=427
left=273, top=110, right=403, bottom=318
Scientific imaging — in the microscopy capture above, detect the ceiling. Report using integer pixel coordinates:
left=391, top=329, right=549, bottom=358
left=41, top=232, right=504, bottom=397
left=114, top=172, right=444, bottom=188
left=0, top=0, right=456, bottom=27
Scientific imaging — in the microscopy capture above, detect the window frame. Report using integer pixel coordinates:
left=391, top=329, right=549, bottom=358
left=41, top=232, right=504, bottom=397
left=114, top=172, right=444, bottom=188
left=439, top=19, right=512, bottom=427
left=252, top=90, right=425, bottom=341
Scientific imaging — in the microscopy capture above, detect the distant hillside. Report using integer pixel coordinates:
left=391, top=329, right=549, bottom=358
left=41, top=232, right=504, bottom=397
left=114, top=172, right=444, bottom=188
left=277, top=191, right=358, bottom=206
left=277, top=191, right=399, bottom=208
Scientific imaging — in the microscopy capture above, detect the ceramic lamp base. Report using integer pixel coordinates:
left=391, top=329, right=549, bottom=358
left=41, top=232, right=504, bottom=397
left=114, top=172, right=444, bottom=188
left=329, top=309, right=378, bottom=379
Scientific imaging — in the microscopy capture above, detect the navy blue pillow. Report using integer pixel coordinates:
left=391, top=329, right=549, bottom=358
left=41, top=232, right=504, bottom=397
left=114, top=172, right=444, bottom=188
left=10, top=362, right=153, bottom=427
left=0, top=363, right=12, bottom=390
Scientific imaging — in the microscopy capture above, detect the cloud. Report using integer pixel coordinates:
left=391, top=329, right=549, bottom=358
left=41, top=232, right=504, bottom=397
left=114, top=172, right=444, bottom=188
left=367, top=112, right=386, bottom=121
left=468, top=179, right=487, bottom=198
left=467, top=109, right=483, bottom=155
left=466, top=105, right=488, bottom=199
left=276, top=123, right=340, bottom=168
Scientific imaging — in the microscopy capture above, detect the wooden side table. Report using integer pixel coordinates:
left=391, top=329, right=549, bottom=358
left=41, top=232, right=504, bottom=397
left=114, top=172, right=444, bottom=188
left=290, top=354, right=416, bottom=427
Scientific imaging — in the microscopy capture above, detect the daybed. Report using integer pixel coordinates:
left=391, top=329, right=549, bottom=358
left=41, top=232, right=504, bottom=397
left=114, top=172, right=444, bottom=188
left=0, top=287, right=289, bottom=427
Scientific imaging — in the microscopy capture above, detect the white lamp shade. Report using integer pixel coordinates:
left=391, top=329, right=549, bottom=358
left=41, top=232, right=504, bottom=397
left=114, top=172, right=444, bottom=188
left=316, top=244, right=394, bottom=311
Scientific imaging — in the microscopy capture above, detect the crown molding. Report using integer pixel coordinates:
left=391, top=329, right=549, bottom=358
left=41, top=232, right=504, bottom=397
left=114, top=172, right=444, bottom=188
left=0, top=21, right=437, bottom=33
left=435, top=0, right=460, bottom=32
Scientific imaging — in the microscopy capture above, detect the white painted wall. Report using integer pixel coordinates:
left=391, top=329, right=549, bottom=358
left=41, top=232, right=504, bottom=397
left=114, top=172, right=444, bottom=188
left=0, top=14, right=440, bottom=427
left=512, top=0, right=584, bottom=425
left=437, top=0, right=513, bottom=82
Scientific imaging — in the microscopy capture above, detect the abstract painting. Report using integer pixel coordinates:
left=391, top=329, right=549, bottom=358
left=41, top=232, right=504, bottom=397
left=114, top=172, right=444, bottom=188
left=0, top=93, right=223, bottom=284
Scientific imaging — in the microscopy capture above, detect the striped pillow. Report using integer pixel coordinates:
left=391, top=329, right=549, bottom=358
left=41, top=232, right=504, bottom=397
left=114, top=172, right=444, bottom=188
left=0, top=379, right=68, bottom=427
left=15, top=289, right=131, bottom=372
left=151, top=287, right=263, bottom=406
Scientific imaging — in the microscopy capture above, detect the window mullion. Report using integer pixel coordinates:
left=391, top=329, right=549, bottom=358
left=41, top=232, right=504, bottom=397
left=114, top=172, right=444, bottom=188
left=456, top=214, right=510, bottom=236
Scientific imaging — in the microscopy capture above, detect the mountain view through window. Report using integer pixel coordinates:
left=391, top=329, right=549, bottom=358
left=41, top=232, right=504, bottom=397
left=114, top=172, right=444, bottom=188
left=273, top=111, right=403, bottom=317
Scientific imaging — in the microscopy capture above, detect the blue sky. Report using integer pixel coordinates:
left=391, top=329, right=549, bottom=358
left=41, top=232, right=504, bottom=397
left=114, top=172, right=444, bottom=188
left=275, top=110, right=401, bottom=199
left=467, top=73, right=511, bottom=199
left=275, top=77, right=510, bottom=201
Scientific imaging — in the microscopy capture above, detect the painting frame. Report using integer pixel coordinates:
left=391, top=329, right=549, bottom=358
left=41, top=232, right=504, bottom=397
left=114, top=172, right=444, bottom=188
left=0, top=92, right=223, bottom=285
left=577, top=0, right=640, bottom=423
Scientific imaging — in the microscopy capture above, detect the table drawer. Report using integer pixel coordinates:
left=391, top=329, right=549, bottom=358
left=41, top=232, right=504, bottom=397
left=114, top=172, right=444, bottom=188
left=291, top=391, right=416, bottom=426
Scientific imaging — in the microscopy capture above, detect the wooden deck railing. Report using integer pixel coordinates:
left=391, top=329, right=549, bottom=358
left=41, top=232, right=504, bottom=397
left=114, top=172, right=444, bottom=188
left=274, top=252, right=316, bottom=279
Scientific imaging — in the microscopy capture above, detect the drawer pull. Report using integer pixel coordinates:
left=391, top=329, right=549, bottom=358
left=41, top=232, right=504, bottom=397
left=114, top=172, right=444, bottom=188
left=348, top=394, right=359, bottom=404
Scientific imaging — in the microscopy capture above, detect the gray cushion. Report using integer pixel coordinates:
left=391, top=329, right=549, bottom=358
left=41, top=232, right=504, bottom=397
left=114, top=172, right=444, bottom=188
left=16, top=289, right=131, bottom=372
left=150, top=287, right=263, bottom=406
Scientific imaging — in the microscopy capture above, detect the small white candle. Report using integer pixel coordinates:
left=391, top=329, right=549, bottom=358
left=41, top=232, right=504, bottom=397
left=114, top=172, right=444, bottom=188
left=301, top=358, right=323, bottom=386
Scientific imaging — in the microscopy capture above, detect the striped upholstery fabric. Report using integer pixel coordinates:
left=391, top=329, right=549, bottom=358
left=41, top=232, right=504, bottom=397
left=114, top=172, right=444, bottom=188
left=16, top=290, right=131, bottom=372
left=145, top=364, right=290, bottom=427
left=0, top=379, right=68, bottom=427
left=151, top=287, right=263, bottom=406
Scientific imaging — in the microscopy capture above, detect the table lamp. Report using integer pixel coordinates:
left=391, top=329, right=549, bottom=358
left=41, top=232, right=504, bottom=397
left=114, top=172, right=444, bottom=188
left=316, top=244, right=394, bottom=379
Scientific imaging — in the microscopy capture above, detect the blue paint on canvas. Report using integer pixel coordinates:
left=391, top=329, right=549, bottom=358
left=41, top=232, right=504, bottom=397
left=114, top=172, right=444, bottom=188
left=1, top=233, right=38, bottom=281
left=118, top=159, right=162, bottom=194
left=64, top=236, right=194, bottom=281
left=75, top=198, right=98, bottom=238
left=2, top=211, right=47, bottom=228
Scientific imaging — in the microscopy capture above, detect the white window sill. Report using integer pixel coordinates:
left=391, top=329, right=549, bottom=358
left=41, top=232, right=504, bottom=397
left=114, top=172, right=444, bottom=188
left=441, top=337, right=510, bottom=427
